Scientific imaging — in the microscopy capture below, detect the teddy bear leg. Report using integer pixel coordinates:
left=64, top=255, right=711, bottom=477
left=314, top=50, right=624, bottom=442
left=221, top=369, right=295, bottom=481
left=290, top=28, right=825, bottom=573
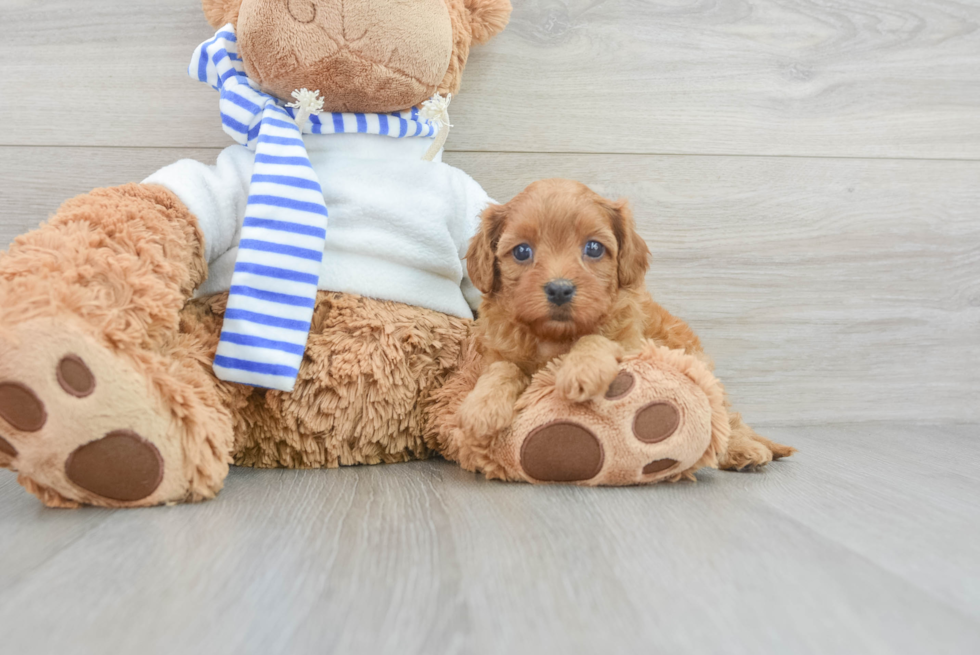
left=182, top=291, right=471, bottom=469
left=0, top=184, right=234, bottom=507
left=429, top=342, right=732, bottom=486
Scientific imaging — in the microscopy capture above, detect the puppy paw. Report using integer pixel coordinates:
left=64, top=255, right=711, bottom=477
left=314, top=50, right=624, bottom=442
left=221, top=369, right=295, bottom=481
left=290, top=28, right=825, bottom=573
left=754, top=435, right=797, bottom=460
left=555, top=352, right=621, bottom=403
left=458, top=389, right=515, bottom=440
left=719, top=437, right=773, bottom=471
left=719, top=415, right=795, bottom=471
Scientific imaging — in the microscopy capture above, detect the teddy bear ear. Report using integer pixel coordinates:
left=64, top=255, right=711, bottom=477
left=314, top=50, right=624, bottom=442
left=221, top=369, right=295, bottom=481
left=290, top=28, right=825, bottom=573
left=463, top=0, right=512, bottom=44
left=202, top=0, right=244, bottom=29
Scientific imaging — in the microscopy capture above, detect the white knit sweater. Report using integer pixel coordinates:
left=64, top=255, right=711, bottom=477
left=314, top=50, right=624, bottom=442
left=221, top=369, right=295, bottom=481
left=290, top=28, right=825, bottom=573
left=144, top=132, right=490, bottom=319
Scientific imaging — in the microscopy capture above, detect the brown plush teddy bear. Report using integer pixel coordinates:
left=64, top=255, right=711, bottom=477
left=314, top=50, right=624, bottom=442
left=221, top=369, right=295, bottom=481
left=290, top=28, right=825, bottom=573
left=0, top=0, right=786, bottom=508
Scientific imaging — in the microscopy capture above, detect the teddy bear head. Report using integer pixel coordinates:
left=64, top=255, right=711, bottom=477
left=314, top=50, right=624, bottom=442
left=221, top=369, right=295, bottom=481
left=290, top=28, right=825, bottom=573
left=201, top=0, right=511, bottom=113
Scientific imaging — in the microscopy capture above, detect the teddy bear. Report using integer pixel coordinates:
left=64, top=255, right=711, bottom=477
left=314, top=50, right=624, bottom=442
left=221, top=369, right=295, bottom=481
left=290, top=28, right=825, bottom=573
left=0, top=0, right=786, bottom=509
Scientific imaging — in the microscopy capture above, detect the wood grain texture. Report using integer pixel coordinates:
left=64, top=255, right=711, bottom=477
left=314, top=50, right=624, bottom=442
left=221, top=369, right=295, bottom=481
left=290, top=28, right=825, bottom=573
left=2, top=0, right=980, bottom=157
left=2, top=146, right=977, bottom=424
left=0, top=423, right=978, bottom=655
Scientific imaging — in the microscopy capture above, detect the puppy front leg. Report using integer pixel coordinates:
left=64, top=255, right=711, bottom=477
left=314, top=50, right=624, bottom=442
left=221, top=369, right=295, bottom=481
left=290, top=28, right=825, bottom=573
left=555, top=335, right=625, bottom=403
left=458, top=361, right=530, bottom=441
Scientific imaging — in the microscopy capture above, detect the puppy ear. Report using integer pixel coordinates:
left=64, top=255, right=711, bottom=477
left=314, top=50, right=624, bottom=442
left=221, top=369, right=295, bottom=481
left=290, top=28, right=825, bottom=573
left=202, top=0, right=244, bottom=30
left=602, top=198, right=651, bottom=289
left=464, top=0, right=512, bottom=44
left=466, top=203, right=508, bottom=294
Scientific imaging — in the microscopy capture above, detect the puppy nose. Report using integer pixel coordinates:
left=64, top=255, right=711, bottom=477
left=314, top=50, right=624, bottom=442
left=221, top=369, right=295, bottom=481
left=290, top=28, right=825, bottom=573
left=544, top=279, right=576, bottom=306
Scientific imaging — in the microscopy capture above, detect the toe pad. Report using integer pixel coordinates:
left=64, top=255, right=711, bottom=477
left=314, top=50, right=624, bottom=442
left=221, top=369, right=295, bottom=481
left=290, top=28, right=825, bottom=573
left=633, top=402, right=680, bottom=443
left=57, top=355, right=96, bottom=397
left=605, top=371, right=636, bottom=400
left=0, top=382, right=47, bottom=432
left=65, top=430, right=164, bottom=502
left=643, top=458, right=678, bottom=475
left=521, top=421, right=604, bottom=482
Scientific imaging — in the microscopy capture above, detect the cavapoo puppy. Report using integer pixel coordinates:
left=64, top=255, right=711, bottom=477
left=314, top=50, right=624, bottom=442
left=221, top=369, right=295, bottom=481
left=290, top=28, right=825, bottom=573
left=459, top=178, right=793, bottom=470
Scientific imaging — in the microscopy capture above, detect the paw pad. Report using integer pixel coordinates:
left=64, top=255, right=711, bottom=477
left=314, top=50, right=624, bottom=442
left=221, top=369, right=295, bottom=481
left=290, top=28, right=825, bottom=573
left=0, top=382, right=47, bottom=432
left=633, top=402, right=680, bottom=443
left=65, top=430, right=164, bottom=502
left=520, top=421, right=604, bottom=482
left=57, top=355, right=96, bottom=397
left=604, top=371, right=635, bottom=400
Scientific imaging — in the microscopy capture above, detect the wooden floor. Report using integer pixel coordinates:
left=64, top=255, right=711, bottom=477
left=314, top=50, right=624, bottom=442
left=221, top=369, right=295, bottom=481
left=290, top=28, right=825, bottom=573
left=1, top=424, right=979, bottom=653
left=1, top=1, right=978, bottom=652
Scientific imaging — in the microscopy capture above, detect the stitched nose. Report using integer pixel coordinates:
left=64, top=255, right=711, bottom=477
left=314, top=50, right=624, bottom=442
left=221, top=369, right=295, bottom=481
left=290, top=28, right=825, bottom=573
left=544, top=279, right=576, bottom=306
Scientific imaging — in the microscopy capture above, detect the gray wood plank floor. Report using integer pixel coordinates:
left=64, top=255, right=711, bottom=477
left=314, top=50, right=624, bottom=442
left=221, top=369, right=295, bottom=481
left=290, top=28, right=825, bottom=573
left=1, top=0, right=978, bottom=652
left=1, top=424, right=978, bottom=654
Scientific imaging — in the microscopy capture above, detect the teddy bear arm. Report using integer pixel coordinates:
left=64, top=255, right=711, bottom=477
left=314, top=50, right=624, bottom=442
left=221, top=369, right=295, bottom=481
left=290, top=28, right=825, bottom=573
left=143, top=148, right=254, bottom=268
left=2, top=183, right=208, bottom=320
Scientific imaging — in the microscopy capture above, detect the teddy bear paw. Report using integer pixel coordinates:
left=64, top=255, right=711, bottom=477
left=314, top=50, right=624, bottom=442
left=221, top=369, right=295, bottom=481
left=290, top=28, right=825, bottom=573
left=497, top=347, right=724, bottom=486
left=0, top=318, right=188, bottom=507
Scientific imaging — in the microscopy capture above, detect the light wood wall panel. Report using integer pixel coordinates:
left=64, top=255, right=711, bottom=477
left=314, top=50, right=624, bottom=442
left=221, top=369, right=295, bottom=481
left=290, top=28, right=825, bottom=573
left=2, top=0, right=979, bottom=158
left=3, top=146, right=977, bottom=424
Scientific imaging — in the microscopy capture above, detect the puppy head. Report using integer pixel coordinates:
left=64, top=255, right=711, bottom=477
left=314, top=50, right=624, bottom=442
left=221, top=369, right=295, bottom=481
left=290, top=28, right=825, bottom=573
left=467, top=179, right=650, bottom=341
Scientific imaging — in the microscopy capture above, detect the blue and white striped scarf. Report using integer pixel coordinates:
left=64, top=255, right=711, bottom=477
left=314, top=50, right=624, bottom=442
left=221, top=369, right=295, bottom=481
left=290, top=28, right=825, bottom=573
left=191, top=25, right=441, bottom=391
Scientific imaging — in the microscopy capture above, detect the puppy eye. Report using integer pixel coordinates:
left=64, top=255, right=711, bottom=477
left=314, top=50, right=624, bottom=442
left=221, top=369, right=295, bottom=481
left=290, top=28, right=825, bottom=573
left=512, top=243, right=533, bottom=262
left=584, top=240, right=605, bottom=259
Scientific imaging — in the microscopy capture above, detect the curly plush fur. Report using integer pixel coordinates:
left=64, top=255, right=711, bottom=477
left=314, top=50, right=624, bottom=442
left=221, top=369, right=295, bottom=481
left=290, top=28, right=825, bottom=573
left=181, top=290, right=469, bottom=470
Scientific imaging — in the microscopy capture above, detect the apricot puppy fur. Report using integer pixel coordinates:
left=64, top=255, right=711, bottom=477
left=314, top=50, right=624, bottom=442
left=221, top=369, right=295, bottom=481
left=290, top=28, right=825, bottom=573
left=459, top=179, right=794, bottom=470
